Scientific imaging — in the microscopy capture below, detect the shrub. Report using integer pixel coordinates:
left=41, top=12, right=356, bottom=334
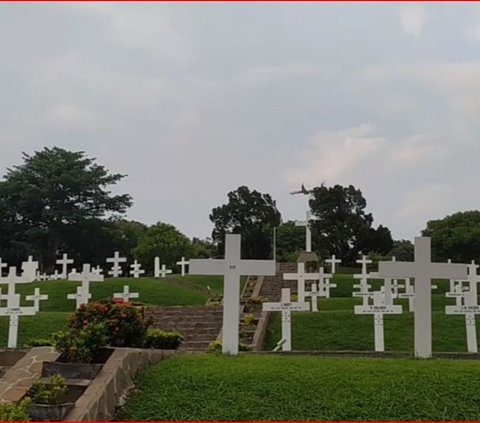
left=53, top=323, right=107, bottom=363
left=68, top=300, right=150, bottom=347
left=247, top=296, right=268, bottom=304
left=241, top=313, right=255, bottom=326
left=0, top=399, right=31, bottom=421
left=207, top=341, right=252, bottom=353
left=28, top=375, right=67, bottom=405
left=143, top=329, right=184, bottom=349
left=23, top=338, right=54, bottom=348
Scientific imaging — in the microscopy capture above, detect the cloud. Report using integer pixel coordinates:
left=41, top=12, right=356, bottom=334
left=400, top=5, right=426, bottom=37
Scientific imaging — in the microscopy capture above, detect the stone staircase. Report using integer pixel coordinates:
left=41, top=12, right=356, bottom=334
left=259, top=262, right=299, bottom=301
left=147, top=306, right=223, bottom=352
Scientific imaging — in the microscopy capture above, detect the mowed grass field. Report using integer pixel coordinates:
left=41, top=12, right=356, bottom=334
left=0, top=275, right=223, bottom=347
left=264, top=274, right=472, bottom=352
left=117, top=354, right=480, bottom=421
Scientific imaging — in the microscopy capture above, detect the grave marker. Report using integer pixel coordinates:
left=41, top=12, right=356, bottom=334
left=176, top=257, right=190, bottom=277
left=56, top=253, right=74, bottom=279
left=353, top=255, right=373, bottom=305
left=26, top=287, right=48, bottom=312
left=325, top=254, right=342, bottom=274
left=189, top=234, right=275, bottom=355
left=295, top=211, right=314, bottom=252
left=113, top=285, right=139, bottom=303
left=68, top=264, right=104, bottom=309
left=130, top=260, right=145, bottom=278
left=284, top=262, right=319, bottom=303
left=378, top=237, right=468, bottom=358
left=106, top=252, right=127, bottom=278
left=262, top=288, right=309, bottom=351
left=0, top=267, right=37, bottom=348
left=21, top=256, right=38, bottom=282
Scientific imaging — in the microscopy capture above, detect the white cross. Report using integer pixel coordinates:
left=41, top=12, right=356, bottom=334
left=106, top=251, right=127, bottom=278
left=67, top=286, right=92, bottom=309
left=262, top=288, right=310, bottom=351
left=399, top=278, right=415, bottom=311
left=56, top=253, right=74, bottom=279
left=445, top=261, right=480, bottom=353
left=305, top=282, right=320, bottom=312
left=176, top=256, right=190, bottom=277
left=38, top=273, right=49, bottom=282
left=0, top=259, right=7, bottom=277
left=159, top=264, right=172, bottom=279
left=378, top=237, right=468, bottom=358
left=391, top=279, right=405, bottom=299
left=355, top=287, right=403, bottom=352
left=154, top=257, right=160, bottom=278
left=325, top=254, right=342, bottom=274
left=21, top=256, right=38, bottom=282
left=295, top=211, right=313, bottom=252
left=318, top=267, right=335, bottom=298
left=92, top=265, right=103, bottom=276
left=49, top=270, right=61, bottom=281
left=113, top=285, right=139, bottom=303
left=189, top=233, right=275, bottom=355
left=283, top=262, right=319, bottom=303
left=26, top=288, right=48, bottom=312
left=129, top=260, right=145, bottom=278
left=353, top=255, right=373, bottom=306
left=68, top=264, right=104, bottom=309
left=0, top=267, right=36, bottom=348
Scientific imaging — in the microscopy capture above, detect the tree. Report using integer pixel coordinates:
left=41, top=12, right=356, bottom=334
left=390, top=239, right=414, bottom=261
left=191, top=237, right=217, bottom=258
left=276, top=221, right=305, bottom=262
left=133, top=222, right=193, bottom=270
left=0, top=147, right=132, bottom=269
left=309, top=184, right=392, bottom=264
left=210, top=186, right=281, bottom=259
left=422, top=211, right=480, bottom=262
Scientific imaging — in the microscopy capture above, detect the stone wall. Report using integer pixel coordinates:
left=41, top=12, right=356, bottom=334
left=65, top=348, right=176, bottom=422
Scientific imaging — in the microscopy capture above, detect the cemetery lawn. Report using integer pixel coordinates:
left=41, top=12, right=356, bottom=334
left=14, top=275, right=225, bottom=312
left=117, top=354, right=480, bottom=421
left=265, top=275, right=473, bottom=352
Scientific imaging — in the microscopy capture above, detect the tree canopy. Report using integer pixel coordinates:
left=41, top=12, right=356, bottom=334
left=210, top=186, right=281, bottom=259
left=309, top=184, right=393, bottom=264
left=422, top=211, right=480, bottom=262
left=0, top=147, right=132, bottom=269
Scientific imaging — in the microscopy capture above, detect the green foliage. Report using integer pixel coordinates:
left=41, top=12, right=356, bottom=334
left=207, top=341, right=251, bottom=353
left=210, top=186, right=281, bottom=259
left=133, top=222, right=193, bottom=270
left=0, top=398, right=31, bottom=422
left=309, top=184, right=392, bottom=264
left=246, top=295, right=268, bottom=304
left=117, top=354, right=480, bottom=421
left=389, top=239, right=414, bottom=261
left=53, top=323, right=107, bottom=363
left=241, top=313, right=255, bottom=326
left=422, top=211, right=480, bottom=262
left=69, top=300, right=150, bottom=347
left=23, top=338, right=54, bottom=348
left=143, top=329, right=184, bottom=349
left=0, top=147, right=131, bottom=269
left=28, top=375, right=67, bottom=405
left=276, top=221, right=304, bottom=262
left=191, top=237, right=217, bottom=258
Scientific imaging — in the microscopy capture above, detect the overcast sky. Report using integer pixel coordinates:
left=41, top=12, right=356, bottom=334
left=1, top=3, right=479, bottom=241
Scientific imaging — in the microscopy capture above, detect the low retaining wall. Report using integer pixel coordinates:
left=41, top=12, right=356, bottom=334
left=0, top=347, right=60, bottom=403
left=65, top=348, right=176, bottom=421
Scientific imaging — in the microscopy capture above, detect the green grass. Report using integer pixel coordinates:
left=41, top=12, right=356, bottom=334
left=117, top=354, right=480, bottom=421
left=264, top=275, right=472, bottom=352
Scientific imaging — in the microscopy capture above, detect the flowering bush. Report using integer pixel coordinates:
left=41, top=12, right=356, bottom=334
left=53, top=323, right=107, bottom=363
left=68, top=300, right=151, bottom=348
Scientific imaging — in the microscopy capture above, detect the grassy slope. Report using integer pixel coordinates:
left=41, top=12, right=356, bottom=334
left=0, top=275, right=225, bottom=347
left=117, top=354, right=480, bottom=421
left=264, top=275, right=471, bottom=352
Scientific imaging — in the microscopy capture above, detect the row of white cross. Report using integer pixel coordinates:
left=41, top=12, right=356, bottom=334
left=1, top=253, right=192, bottom=281
left=0, top=262, right=142, bottom=348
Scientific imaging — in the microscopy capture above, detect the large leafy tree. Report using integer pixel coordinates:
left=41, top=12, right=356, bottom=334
left=309, top=184, right=392, bottom=264
left=276, top=221, right=305, bottom=262
left=210, top=186, right=281, bottom=259
left=133, top=222, right=193, bottom=270
left=0, top=147, right=132, bottom=269
left=422, top=211, right=480, bottom=262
